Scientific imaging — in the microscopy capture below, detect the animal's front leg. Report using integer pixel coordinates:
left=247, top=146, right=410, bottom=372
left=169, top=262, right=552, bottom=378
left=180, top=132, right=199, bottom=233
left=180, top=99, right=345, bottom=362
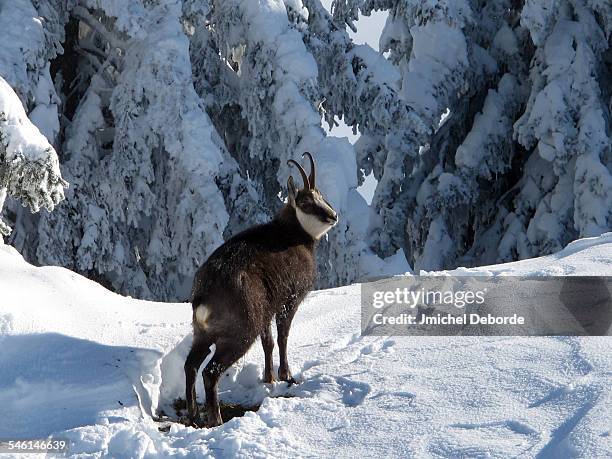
left=276, top=306, right=298, bottom=384
left=261, top=323, right=276, bottom=383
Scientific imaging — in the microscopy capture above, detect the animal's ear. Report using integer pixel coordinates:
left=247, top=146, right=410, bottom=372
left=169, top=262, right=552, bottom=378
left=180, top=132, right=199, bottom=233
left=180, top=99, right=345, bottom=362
left=287, top=175, right=297, bottom=207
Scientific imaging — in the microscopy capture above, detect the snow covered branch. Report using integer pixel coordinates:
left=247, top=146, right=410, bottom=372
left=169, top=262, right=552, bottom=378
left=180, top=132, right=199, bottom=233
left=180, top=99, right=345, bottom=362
left=0, top=77, right=68, bottom=237
left=72, top=6, right=127, bottom=52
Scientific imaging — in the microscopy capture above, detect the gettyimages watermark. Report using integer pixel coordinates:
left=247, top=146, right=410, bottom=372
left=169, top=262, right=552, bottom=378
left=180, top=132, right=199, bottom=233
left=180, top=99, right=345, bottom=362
left=361, top=276, right=612, bottom=336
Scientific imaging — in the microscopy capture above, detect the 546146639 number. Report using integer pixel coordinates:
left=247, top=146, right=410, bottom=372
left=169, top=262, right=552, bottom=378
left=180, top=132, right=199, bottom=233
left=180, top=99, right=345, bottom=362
left=0, top=438, right=69, bottom=454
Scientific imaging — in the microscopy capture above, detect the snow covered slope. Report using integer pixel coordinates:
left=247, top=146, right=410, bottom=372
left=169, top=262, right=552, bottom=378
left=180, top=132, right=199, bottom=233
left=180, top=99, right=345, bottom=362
left=0, top=234, right=611, bottom=458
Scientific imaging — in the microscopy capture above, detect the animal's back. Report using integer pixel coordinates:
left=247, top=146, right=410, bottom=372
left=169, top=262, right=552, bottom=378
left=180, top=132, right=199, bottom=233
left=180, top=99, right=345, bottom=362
left=191, top=219, right=316, bottom=326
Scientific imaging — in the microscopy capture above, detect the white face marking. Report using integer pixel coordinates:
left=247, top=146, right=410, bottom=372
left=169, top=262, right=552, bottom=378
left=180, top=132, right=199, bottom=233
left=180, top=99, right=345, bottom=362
left=296, top=207, right=336, bottom=240
left=195, top=304, right=211, bottom=328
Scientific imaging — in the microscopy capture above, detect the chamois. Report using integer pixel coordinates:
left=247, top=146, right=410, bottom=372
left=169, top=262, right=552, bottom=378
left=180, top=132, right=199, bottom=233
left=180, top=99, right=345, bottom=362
left=185, top=152, right=338, bottom=427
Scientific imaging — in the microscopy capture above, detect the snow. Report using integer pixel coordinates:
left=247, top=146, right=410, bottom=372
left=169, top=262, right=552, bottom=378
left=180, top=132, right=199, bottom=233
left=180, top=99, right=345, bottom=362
left=455, top=73, right=524, bottom=177
left=349, top=44, right=401, bottom=88
left=0, top=0, right=46, bottom=99
left=493, top=24, right=519, bottom=55
left=81, top=0, right=148, bottom=38
left=1, top=233, right=611, bottom=457
left=402, top=22, right=468, bottom=122
left=0, top=77, right=57, bottom=164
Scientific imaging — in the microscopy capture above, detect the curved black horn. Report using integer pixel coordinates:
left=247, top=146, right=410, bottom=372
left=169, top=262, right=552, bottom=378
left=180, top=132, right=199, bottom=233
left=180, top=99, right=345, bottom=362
left=287, top=159, right=310, bottom=189
left=302, top=152, right=315, bottom=189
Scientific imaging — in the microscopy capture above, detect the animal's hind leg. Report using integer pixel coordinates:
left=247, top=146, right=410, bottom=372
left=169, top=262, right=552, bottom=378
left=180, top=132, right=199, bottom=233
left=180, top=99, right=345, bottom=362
left=202, top=363, right=223, bottom=428
left=276, top=306, right=298, bottom=384
left=184, top=335, right=214, bottom=426
left=202, top=336, right=254, bottom=427
left=261, top=323, right=276, bottom=383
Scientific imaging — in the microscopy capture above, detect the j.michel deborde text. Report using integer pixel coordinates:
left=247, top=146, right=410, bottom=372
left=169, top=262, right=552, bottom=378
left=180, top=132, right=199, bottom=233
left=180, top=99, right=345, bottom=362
left=371, top=313, right=526, bottom=326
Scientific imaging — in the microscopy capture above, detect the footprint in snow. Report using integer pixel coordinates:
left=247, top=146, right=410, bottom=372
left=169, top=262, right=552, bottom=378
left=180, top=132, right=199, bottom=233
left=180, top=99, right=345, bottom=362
left=336, top=376, right=371, bottom=407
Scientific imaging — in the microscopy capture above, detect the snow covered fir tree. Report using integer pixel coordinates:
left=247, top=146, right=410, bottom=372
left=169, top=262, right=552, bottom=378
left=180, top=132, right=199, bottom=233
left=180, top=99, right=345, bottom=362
left=0, top=0, right=610, bottom=301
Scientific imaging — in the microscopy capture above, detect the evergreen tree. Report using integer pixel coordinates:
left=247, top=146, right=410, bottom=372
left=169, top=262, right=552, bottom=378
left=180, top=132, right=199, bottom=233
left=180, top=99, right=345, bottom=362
left=35, top=0, right=232, bottom=299
left=316, top=0, right=611, bottom=271
left=0, top=0, right=609, bottom=299
left=504, top=0, right=612, bottom=259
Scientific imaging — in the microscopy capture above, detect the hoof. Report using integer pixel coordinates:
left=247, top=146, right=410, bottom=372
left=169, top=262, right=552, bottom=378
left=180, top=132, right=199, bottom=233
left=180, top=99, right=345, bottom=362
left=184, top=416, right=204, bottom=428
left=263, top=373, right=277, bottom=384
left=279, top=373, right=298, bottom=386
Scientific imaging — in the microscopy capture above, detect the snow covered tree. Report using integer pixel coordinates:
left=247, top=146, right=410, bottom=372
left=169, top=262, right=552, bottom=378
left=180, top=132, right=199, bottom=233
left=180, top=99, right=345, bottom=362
left=32, top=1, right=235, bottom=299
left=296, top=0, right=429, bottom=262
left=502, top=0, right=612, bottom=259
left=188, top=0, right=407, bottom=286
left=0, top=0, right=609, bottom=299
left=0, top=0, right=71, bottom=240
left=313, top=0, right=611, bottom=271
left=0, top=76, right=67, bottom=240
left=0, top=0, right=409, bottom=300
left=308, top=0, right=505, bottom=269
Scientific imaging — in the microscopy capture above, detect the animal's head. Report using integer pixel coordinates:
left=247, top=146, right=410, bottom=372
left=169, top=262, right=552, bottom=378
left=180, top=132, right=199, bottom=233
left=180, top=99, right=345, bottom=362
left=287, top=152, right=338, bottom=240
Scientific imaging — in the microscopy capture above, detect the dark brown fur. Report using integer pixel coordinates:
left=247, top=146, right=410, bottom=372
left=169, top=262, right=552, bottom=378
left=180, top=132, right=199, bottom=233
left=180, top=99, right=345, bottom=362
left=185, top=153, right=336, bottom=427
left=185, top=183, right=335, bottom=427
